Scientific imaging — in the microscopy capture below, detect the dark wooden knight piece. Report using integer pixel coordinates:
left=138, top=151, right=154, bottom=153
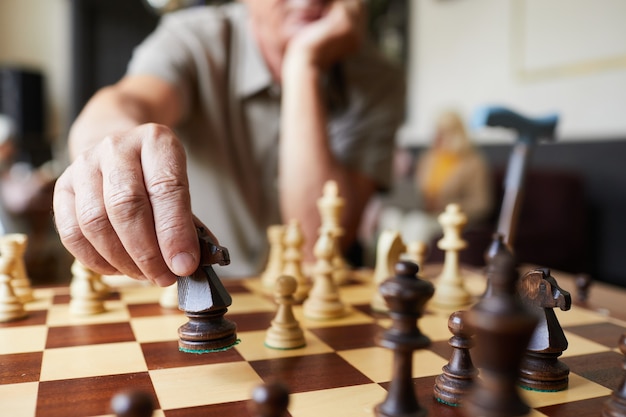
left=177, top=226, right=238, bottom=353
left=517, top=267, right=572, bottom=392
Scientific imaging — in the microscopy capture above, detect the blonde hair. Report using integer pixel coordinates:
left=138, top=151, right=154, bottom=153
left=433, top=110, right=473, bottom=154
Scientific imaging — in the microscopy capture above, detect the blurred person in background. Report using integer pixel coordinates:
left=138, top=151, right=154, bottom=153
left=368, top=110, right=494, bottom=251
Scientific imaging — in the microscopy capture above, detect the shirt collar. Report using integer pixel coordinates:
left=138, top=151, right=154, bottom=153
left=233, top=6, right=275, bottom=98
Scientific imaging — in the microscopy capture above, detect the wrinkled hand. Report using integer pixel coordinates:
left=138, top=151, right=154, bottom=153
left=285, top=0, right=365, bottom=70
left=53, top=123, right=202, bottom=287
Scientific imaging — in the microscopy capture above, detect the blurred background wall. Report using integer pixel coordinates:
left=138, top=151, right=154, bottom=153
left=400, top=0, right=626, bottom=145
left=0, top=0, right=70, bottom=154
left=2, top=0, right=624, bottom=157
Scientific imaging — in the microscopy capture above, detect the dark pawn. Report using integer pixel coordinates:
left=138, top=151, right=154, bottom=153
left=434, top=310, right=477, bottom=406
left=110, top=390, right=154, bottom=417
left=518, top=268, right=571, bottom=392
left=602, top=333, right=626, bottom=417
left=463, top=240, right=538, bottom=417
left=575, top=273, right=592, bottom=304
left=249, top=381, right=290, bottom=417
left=374, top=261, right=435, bottom=417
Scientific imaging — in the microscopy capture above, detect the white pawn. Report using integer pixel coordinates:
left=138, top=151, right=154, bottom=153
left=261, top=224, right=286, bottom=294
left=317, top=180, right=350, bottom=285
left=92, top=271, right=112, bottom=299
left=0, top=254, right=27, bottom=322
left=403, top=240, right=429, bottom=270
left=303, top=229, right=346, bottom=320
left=265, top=275, right=306, bottom=350
left=281, top=220, right=309, bottom=303
left=432, top=204, right=471, bottom=308
left=371, top=230, right=406, bottom=312
left=69, top=259, right=106, bottom=316
left=0, top=234, right=34, bottom=303
left=160, top=281, right=179, bottom=309
left=68, top=257, right=109, bottom=300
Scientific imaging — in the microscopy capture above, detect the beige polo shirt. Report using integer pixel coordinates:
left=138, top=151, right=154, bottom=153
left=127, top=3, right=405, bottom=276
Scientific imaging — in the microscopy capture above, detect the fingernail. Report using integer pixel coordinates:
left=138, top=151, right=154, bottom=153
left=171, top=252, right=196, bottom=276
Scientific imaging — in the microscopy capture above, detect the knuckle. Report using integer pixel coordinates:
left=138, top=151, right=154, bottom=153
left=71, top=150, right=100, bottom=174
left=139, top=123, right=183, bottom=151
left=155, top=212, right=192, bottom=238
left=146, top=174, right=188, bottom=199
left=99, top=133, right=125, bottom=153
left=106, top=188, right=149, bottom=222
left=76, top=204, right=111, bottom=234
left=104, top=168, right=149, bottom=222
left=55, top=222, right=85, bottom=248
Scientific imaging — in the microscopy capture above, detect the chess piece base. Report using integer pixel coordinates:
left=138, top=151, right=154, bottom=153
left=433, top=369, right=473, bottom=407
left=519, top=352, right=569, bottom=392
left=303, top=299, right=346, bottom=320
left=178, top=308, right=238, bottom=353
left=264, top=327, right=306, bottom=350
left=432, top=284, right=472, bottom=308
left=69, top=299, right=105, bottom=316
left=0, top=307, right=27, bottom=322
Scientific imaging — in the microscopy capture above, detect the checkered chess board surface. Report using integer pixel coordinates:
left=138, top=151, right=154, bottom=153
left=1, top=267, right=624, bottom=417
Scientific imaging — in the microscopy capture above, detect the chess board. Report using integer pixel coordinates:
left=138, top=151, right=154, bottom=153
left=1, top=264, right=625, bottom=417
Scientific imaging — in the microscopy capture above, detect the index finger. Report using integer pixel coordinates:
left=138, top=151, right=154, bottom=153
left=139, top=125, right=200, bottom=279
left=100, top=124, right=199, bottom=286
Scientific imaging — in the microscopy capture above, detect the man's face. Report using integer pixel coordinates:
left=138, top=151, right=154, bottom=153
left=244, top=0, right=329, bottom=51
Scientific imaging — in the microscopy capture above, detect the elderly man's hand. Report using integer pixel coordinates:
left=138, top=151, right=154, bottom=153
left=285, top=0, right=365, bottom=70
left=53, top=123, right=200, bottom=287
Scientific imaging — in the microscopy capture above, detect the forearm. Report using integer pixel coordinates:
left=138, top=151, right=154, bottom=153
left=68, top=77, right=181, bottom=160
left=279, top=54, right=372, bottom=260
left=69, top=89, right=145, bottom=160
